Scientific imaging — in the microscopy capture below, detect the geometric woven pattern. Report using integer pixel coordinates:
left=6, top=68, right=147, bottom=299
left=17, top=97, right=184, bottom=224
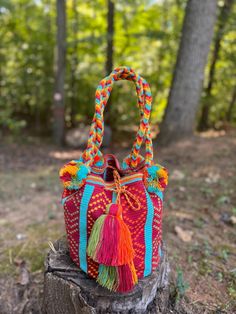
left=63, top=188, right=84, bottom=266
left=150, top=193, right=162, bottom=270
left=63, top=171, right=163, bottom=280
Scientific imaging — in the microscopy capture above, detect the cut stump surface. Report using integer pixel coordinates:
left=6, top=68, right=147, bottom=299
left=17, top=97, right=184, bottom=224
left=43, top=238, right=170, bottom=314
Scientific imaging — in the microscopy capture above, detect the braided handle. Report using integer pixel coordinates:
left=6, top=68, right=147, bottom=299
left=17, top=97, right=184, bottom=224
left=83, top=67, right=153, bottom=168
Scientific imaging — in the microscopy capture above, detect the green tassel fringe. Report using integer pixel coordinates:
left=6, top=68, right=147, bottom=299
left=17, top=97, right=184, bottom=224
left=97, top=264, right=118, bottom=291
left=87, top=214, right=106, bottom=260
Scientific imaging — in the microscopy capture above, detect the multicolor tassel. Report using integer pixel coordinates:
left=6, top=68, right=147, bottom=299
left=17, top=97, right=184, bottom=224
left=116, top=262, right=137, bottom=293
left=97, top=265, right=118, bottom=291
left=87, top=203, right=138, bottom=292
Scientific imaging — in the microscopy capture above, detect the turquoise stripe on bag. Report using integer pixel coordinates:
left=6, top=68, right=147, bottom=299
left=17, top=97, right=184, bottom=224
left=121, top=178, right=142, bottom=186
left=144, top=189, right=154, bottom=277
left=79, top=184, right=95, bottom=273
left=154, top=189, right=163, bottom=201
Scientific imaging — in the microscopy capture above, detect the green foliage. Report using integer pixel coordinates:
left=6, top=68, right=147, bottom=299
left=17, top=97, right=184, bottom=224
left=0, top=0, right=235, bottom=135
left=171, top=268, right=189, bottom=304
left=175, top=268, right=189, bottom=299
left=0, top=0, right=55, bottom=133
left=202, top=1, right=236, bottom=127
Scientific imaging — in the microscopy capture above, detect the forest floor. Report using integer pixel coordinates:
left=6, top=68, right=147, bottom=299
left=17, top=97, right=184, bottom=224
left=0, top=130, right=236, bottom=314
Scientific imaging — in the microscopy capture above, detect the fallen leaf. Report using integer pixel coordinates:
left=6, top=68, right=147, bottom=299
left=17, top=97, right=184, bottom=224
left=205, top=172, right=220, bottom=184
left=179, top=186, right=186, bottom=192
left=230, top=216, right=236, bottom=225
left=171, top=169, right=185, bottom=181
left=210, top=212, right=220, bottom=221
left=175, top=226, right=193, bottom=242
left=199, top=130, right=226, bottom=138
left=174, top=212, right=194, bottom=220
left=16, top=233, right=27, bottom=241
left=30, top=182, right=37, bottom=189
left=0, top=219, right=8, bottom=225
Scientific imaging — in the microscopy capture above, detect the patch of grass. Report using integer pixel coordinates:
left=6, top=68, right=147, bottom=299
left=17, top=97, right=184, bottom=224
left=216, top=195, right=231, bottom=206
left=176, top=269, right=189, bottom=298
left=0, top=168, right=59, bottom=201
left=220, top=249, right=229, bottom=262
left=24, top=221, right=63, bottom=272
left=194, top=217, right=205, bottom=229
left=217, top=271, right=223, bottom=282
left=20, top=244, right=48, bottom=272
left=170, top=268, right=189, bottom=305
left=0, top=221, right=64, bottom=275
left=187, top=254, right=193, bottom=264
left=203, top=240, right=212, bottom=256
left=198, top=258, right=212, bottom=276
left=226, top=270, right=236, bottom=299
left=0, top=241, right=48, bottom=275
left=200, top=186, right=214, bottom=197
left=0, top=249, right=16, bottom=276
left=232, top=207, right=236, bottom=215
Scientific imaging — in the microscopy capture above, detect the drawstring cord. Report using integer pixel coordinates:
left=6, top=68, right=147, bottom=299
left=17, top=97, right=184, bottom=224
left=105, top=166, right=141, bottom=211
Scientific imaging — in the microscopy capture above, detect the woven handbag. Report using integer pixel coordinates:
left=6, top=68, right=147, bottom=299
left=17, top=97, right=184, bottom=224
left=59, top=66, right=168, bottom=293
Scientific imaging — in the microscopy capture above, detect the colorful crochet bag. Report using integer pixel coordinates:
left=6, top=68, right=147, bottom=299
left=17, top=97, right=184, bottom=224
left=59, top=66, right=168, bottom=293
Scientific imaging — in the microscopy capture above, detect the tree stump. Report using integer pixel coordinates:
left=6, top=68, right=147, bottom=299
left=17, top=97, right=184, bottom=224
left=43, top=238, right=170, bottom=314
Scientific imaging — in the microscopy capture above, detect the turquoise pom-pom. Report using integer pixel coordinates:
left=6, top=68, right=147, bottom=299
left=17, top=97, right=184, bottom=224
left=59, top=159, right=91, bottom=190
left=144, top=164, right=168, bottom=195
left=76, top=164, right=90, bottom=183
left=147, top=165, right=160, bottom=178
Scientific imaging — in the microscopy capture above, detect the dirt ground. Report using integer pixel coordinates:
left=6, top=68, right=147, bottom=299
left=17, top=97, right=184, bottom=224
left=0, top=130, right=235, bottom=314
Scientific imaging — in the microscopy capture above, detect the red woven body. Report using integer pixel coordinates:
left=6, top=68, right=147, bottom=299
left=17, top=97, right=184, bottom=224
left=63, top=161, right=163, bottom=280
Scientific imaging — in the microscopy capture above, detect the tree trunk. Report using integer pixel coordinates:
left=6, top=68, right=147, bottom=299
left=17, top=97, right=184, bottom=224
left=104, top=0, right=114, bottom=134
left=198, top=0, right=234, bottom=131
left=70, top=0, right=79, bottom=128
left=159, top=0, right=217, bottom=143
left=226, top=83, right=236, bottom=122
left=43, top=238, right=170, bottom=314
left=105, top=0, right=114, bottom=76
left=53, top=0, right=66, bottom=146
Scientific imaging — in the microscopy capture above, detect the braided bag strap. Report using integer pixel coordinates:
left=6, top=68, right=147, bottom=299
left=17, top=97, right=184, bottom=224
left=83, top=66, right=153, bottom=168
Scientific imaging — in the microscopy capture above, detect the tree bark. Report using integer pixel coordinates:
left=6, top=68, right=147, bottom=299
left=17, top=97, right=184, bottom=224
left=53, top=0, right=66, bottom=146
left=105, top=0, right=114, bottom=76
left=43, top=238, right=170, bottom=314
left=70, top=0, right=79, bottom=128
left=198, top=0, right=234, bottom=131
left=104, top=0, right=114, bottom=132
left=159, top=0, right=217, bottom=143
left=226, top=83, right=236, bottom=122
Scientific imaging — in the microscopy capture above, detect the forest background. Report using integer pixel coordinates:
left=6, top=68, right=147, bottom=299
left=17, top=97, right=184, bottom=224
left=0, top=0, right=236, bottom=313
